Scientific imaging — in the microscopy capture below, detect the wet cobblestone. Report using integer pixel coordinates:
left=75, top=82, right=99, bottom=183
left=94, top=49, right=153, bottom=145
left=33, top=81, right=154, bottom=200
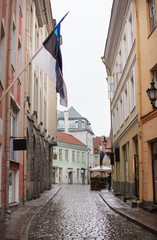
left=28, top=185, right=157, bottom=240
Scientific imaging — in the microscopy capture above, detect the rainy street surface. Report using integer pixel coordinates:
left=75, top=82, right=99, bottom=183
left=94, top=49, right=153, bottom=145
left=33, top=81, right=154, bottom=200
left=28, top=184, right=157, bottom=240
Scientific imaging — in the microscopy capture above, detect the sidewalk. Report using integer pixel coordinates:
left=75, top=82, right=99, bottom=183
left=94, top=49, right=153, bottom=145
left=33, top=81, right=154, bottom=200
left=0, top=185, right=61, bottom=240
left=100, top=190, right=157, bottom=235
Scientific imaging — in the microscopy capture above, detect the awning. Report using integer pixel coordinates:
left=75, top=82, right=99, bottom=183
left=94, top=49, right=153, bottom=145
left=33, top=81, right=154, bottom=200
left=89, top=165, right=112, bottom=172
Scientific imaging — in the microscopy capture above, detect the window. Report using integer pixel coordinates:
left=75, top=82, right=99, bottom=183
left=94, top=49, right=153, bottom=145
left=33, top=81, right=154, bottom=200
left=128, top=13, right=133, bottom=47
left=95, top=156, right=98, bottom=162
left=82, top=152, right=85, bottom=162
left=120, top=98, right=123, bottom=127
left=152, top=67, right=157, bottom=108
left=153, top=67, right=157, bottom=88
left=130, top=75, right=135, bottom=112
left=108, top=76, right=114, bottom=100
left=59, top=149, right=62, bottom=160
left=0, top=21, right=5, bottom=84
left=72, top=150, right=75, bottom=162
left=65, top=149, right=69, bottom=161
left=122, top=33, right=127, bottom=66
left=10, top=115, right=15, bottom=137
left=53, top=148, right=56, bottom=153
left=11, top=21, right=16, bottom=68
left=77, top=151, right=80, bottom=162
left=116, top=104, right=119, bottom=132
left=112, top=111, right=116, bottom=136
left=124, top=85, right=129, bottom=120
left=148, top=0, right=157, bottom=32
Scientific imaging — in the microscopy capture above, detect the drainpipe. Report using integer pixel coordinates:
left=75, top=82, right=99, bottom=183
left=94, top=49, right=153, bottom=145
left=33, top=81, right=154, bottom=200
left=23, top=0, right=30, bottom=204
left=134, top=0, right=143, bottom=206
left=5, top=0, right=14, bottom=215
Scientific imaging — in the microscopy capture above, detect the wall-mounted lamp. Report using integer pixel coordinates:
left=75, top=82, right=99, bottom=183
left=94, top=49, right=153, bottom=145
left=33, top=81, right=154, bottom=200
left=102, top=136, right=111, bottom=150
left=33, top=110, right=37, bottom=116
left=26, top=96, right=30, bottom=102
left=39, top=121, right=43, bottom=126
left=146, top=79, right=157, bottom=109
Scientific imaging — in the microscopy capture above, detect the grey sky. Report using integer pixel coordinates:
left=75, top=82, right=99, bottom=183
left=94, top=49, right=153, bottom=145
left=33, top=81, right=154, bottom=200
left=51, top=0, right=113, bottom=137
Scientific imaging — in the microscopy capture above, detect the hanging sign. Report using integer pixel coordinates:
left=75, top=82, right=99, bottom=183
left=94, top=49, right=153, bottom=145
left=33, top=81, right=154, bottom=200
left=13, top=138, right=27, bottom=151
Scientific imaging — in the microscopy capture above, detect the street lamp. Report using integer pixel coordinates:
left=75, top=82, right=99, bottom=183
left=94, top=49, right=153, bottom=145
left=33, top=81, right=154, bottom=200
left=146, top=79, right=157, bottom=109
left=102, top=136, right=111, bottom=150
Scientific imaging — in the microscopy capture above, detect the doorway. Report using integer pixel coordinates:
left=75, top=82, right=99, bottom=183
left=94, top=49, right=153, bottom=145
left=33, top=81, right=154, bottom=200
left=68, top=170, right=73, bottom=184
left=134, top=154, right=139, bottom=198
left=81, top=169, right=85, bottom=184
left=123, top=144, right=128, bottom=194
left=152, top=141, right=157, bottom=204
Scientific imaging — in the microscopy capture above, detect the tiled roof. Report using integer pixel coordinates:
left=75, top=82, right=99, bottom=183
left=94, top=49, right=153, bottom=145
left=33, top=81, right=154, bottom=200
left=57, top=132, right=86, bottom=147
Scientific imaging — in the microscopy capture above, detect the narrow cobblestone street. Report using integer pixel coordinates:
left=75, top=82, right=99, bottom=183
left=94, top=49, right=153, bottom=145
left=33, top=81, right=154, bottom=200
left=28, top=185, right=157, bottom=240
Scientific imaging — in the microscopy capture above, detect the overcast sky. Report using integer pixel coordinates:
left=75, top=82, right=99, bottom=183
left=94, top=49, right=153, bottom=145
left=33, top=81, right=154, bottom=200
left=51, top=0, right=113, bottom=137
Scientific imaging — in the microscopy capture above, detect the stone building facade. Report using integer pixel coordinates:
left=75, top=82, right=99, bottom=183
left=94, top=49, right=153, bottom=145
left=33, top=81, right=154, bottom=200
left=103, top=0, right=157, bottom=209
left=0, top=0, right=57, bottom=220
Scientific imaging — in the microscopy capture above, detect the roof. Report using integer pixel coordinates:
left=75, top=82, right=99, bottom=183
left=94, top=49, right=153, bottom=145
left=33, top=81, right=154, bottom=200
left=57, top=106, right=83, bottom=119
left=57, top=132, right=86, bottom=147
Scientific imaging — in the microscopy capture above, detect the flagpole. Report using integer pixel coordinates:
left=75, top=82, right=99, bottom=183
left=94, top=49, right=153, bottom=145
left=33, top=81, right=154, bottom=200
left=0, top=11, right=69, bottom=103
left=54, top=11, right=69, bottom=31
left=0, top=57, right=32, bottom=102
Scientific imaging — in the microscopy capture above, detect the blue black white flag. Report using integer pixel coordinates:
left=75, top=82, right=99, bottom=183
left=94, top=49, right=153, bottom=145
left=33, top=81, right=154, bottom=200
left=100, top=150, right=105, bottom=166
left=32, top=13, right=68, bottom=107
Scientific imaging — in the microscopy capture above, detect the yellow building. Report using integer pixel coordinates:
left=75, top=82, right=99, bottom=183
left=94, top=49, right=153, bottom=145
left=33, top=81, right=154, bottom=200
left=136, top=0, right=157, bottom=209
left=103, top=0, right=157, bottom=209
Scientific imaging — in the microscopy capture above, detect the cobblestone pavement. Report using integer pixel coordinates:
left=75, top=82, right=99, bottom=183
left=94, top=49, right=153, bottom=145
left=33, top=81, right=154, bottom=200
left=28, top=184, right=157, bottom=240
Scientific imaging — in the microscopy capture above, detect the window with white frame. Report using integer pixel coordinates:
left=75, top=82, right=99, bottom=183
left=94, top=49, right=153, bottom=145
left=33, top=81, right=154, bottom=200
left=59, top=149, right=62, bottom=160
left=72, top=150, right=75, bottom=162
left=152, top=67, right=157, bottom=108
left=0, top=20, right=5, bottom=84
left=11, top=14, right=16, bottom=68
left=65, top=149, right=69, bottom=161
left=77, top=151, right=80, bottom=162
left=120, top=98, right=123, bottom=127
left=108, top=76, right=115, bottom=99
left=130, top=74, right=135, bottom=112
left=116, top=104, right=119, bottom=132
left=148, top=0, right=157, bottom=32
left=124, top=85, right=129, bottom=120
left=95, top=156, right=98, bottom=162
left=122, top=33, right=127, bottom=67
left=53, top=148, right=56, bottom=153
left=112, top=111, right=116, bottom=136
left=82, top=152, right=85, bottom=162
left=128, top=12, right=134, bottom=52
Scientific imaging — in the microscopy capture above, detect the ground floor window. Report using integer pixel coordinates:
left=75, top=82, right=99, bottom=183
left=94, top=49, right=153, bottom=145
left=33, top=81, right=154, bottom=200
left=9, top=170, right=15, bottom=203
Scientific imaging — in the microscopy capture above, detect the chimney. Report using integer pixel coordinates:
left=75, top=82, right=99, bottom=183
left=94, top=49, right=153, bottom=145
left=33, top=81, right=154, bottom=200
left=64, top=111, right=68, bottom=133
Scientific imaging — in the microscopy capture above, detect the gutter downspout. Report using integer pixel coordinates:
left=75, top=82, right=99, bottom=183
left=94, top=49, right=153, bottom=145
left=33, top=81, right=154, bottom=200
left=5, top=0, right=14, bottom=215
left=134, top=0, right=143, bottom=206
left=23, top=0, right=30, bottom=204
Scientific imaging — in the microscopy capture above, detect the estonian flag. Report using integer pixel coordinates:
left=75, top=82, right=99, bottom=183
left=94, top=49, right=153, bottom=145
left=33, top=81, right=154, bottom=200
left=100, top=150, right=105, bottom=166
left=32, top=14, right=68, bottom=107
